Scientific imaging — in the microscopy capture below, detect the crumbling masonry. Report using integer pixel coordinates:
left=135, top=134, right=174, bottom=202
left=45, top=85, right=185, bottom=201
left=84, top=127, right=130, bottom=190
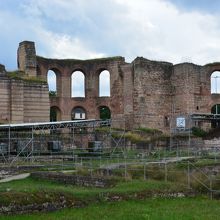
left=0, top=41, right=219, bottom=133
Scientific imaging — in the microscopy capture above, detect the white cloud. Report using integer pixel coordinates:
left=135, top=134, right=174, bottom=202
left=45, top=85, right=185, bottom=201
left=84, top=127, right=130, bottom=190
left=110, top=0, right=220, bottom=64
left=35, top=30, right=105, bottom=59
left=1, top=0, right=220, bottom=70
left=2, top=0, right=220, bottom=97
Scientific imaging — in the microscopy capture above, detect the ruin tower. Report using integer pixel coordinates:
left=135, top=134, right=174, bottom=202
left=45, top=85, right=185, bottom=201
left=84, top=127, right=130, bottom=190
left=17, top=41, right=37, bottom=77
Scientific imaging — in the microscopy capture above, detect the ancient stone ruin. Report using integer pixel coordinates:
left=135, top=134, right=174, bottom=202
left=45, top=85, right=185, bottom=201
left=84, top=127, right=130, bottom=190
left=0, top=40, right=219, bottom=133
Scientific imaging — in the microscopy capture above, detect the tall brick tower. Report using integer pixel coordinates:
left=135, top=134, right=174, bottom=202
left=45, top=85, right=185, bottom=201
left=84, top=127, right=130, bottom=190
left=17, top=41, right=37, bottom=77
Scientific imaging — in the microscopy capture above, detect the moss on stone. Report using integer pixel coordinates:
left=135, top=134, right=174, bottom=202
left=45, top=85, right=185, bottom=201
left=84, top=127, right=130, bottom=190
left=7, top=71, right=47, bottom=84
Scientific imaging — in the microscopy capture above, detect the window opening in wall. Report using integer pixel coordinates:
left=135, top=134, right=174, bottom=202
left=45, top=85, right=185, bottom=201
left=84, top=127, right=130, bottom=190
left=211, top=104, right=220, bottom=128
left=99, top=106, right=111, bottom=120
left=71, top=71, right=85, bottom=97
left=72, top=107, right=86, bottom=120
left=47, top=70, right=57, bottom=96
left=164, top=116, right=170, bottom=127
left=211, top=104, right=220, bottom=115
left=99, top=70, right=110, bottom=97
left=50, top=106, right=61, bottom=122
left=211, top=71, right=220, bottom=94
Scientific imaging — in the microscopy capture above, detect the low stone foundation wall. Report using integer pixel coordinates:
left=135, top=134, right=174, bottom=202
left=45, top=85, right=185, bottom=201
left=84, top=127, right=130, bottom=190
left=0, top=201, right=75, bottom=215
left=31, top=172, right=115, bottom=188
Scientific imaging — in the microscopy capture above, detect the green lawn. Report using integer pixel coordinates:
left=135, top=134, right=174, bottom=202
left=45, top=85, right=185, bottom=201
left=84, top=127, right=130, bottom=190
left=0, top=177, right=183, bottom=200
left=0, top=167, right=219, bottom=220
left=0, top=197, right=219, bottom=220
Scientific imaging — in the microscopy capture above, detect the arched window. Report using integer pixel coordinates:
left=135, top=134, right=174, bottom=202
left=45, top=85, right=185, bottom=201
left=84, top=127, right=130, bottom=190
left=47, top=70, right=57, bottom=96
left=71, top=107, right=86, bottom=120
left=211, top=104, right=220, bottom=115
left=50, top=106, right=61, bottom=122
left=211, top=71, right=220, bottom=94
left=211, top=104, right=220, bottom=128
left=71, top=71, right=85, bottom=97
left=99, top=70, right=110, bottom=97
left=99, top=106, right=111, bottom=120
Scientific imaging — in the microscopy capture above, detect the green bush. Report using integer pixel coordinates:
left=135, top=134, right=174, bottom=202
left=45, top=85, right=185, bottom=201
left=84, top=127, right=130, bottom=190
left=192, top=127, right=207, bottom=137
left=124, top=132, right=149, bottom=143
left=49, top=91, right=57, bottom=97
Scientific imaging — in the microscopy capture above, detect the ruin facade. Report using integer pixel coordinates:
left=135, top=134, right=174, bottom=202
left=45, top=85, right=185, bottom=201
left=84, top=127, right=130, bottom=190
left=0, top=41, right=220, bottom=132
left=0, top=63, right=49, bottom=124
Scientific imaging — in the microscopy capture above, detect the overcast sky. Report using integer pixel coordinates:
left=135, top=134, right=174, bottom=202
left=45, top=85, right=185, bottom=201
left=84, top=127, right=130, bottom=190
left=1, top=0, right=220, bottom=71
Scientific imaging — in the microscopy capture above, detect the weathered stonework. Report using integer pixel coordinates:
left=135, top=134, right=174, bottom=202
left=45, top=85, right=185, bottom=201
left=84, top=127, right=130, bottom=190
left=17, top=41, right=37, bottom=77
left=31, top=172, right=115, bottom=188
left=0, top=63, right=49, bottom=123
left=1, top=41, right=220, bottom=133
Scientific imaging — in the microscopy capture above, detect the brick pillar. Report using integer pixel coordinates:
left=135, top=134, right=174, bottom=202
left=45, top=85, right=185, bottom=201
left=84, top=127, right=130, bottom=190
left=121, top=64, right=134, bottom=130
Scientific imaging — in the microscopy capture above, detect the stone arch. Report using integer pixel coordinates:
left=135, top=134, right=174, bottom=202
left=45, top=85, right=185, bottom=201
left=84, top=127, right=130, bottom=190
left=99, top=70, right=110, bottom=97
left=47, top=68, right=62, bottom=97
left=50, top=106, right=61, bottom=122
left=47, top=70, right=57, bottom=95
left=71, top=107, right=86, bottom=120
left=211, top=71, right=220, bottom=94
left=71, top=70, right=85, bottom=97
left=99, top=106, right=111, bottom=120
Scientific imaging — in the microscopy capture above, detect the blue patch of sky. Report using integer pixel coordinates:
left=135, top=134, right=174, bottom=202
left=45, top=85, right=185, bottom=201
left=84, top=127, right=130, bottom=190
left=0, top=0, right=21, bottom=11
left=168, top=0, right=220, bottom=14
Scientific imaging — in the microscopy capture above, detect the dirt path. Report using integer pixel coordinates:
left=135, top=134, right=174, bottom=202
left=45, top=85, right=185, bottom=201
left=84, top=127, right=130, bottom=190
left=0, top=173, right=30, bottom=183
left=100, top=156, right=194, bottom=169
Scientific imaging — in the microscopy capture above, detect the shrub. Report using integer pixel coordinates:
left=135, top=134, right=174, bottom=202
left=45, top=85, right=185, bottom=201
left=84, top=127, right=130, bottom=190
left=192, top=127, right=207, bottom=137
left=49, top=91, right=57, bottom=97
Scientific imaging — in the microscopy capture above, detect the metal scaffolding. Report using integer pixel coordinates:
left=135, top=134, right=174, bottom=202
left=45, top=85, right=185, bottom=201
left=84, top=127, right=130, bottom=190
left=169, top=112, right=220, bottom=157
left=0, top=119, right=111, bottom=165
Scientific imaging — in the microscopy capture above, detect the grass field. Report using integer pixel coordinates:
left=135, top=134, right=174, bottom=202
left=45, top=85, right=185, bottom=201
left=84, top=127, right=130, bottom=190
left=0, top=177, right=184, bottom=202
left=0, top=158, right=220, bottom=219
left=0, top=197, right=219, bottom=220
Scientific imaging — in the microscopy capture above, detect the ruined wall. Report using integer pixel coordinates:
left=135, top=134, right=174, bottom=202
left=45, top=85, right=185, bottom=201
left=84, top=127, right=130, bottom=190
left=131, top=57, right=173, bottom=132
left=23, top=82, right=50, bottom=123
left=0, top=57, right=49, bottom=124
left=120, top=63, right=134, bottom=129
left=172, top=63, right=209, bottom=115
left=172, top=63, right=220, bottom=129
left=12, top=41, right=220, bottom=132
left=31, top=172, right=114, bottom=188
left=10, top=79, right=24, bottom=123
left=0, top=65, right=10, bottom=123
left=36, top=56, right=125, bottom=122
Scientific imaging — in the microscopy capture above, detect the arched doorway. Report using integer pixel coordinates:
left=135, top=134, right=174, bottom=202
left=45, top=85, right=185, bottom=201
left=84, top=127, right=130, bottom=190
left=71, top=107, right=86, bottom=120
left=50, top=106, right=61, bottom=122
left=99, top=106, right=111, bottom=120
